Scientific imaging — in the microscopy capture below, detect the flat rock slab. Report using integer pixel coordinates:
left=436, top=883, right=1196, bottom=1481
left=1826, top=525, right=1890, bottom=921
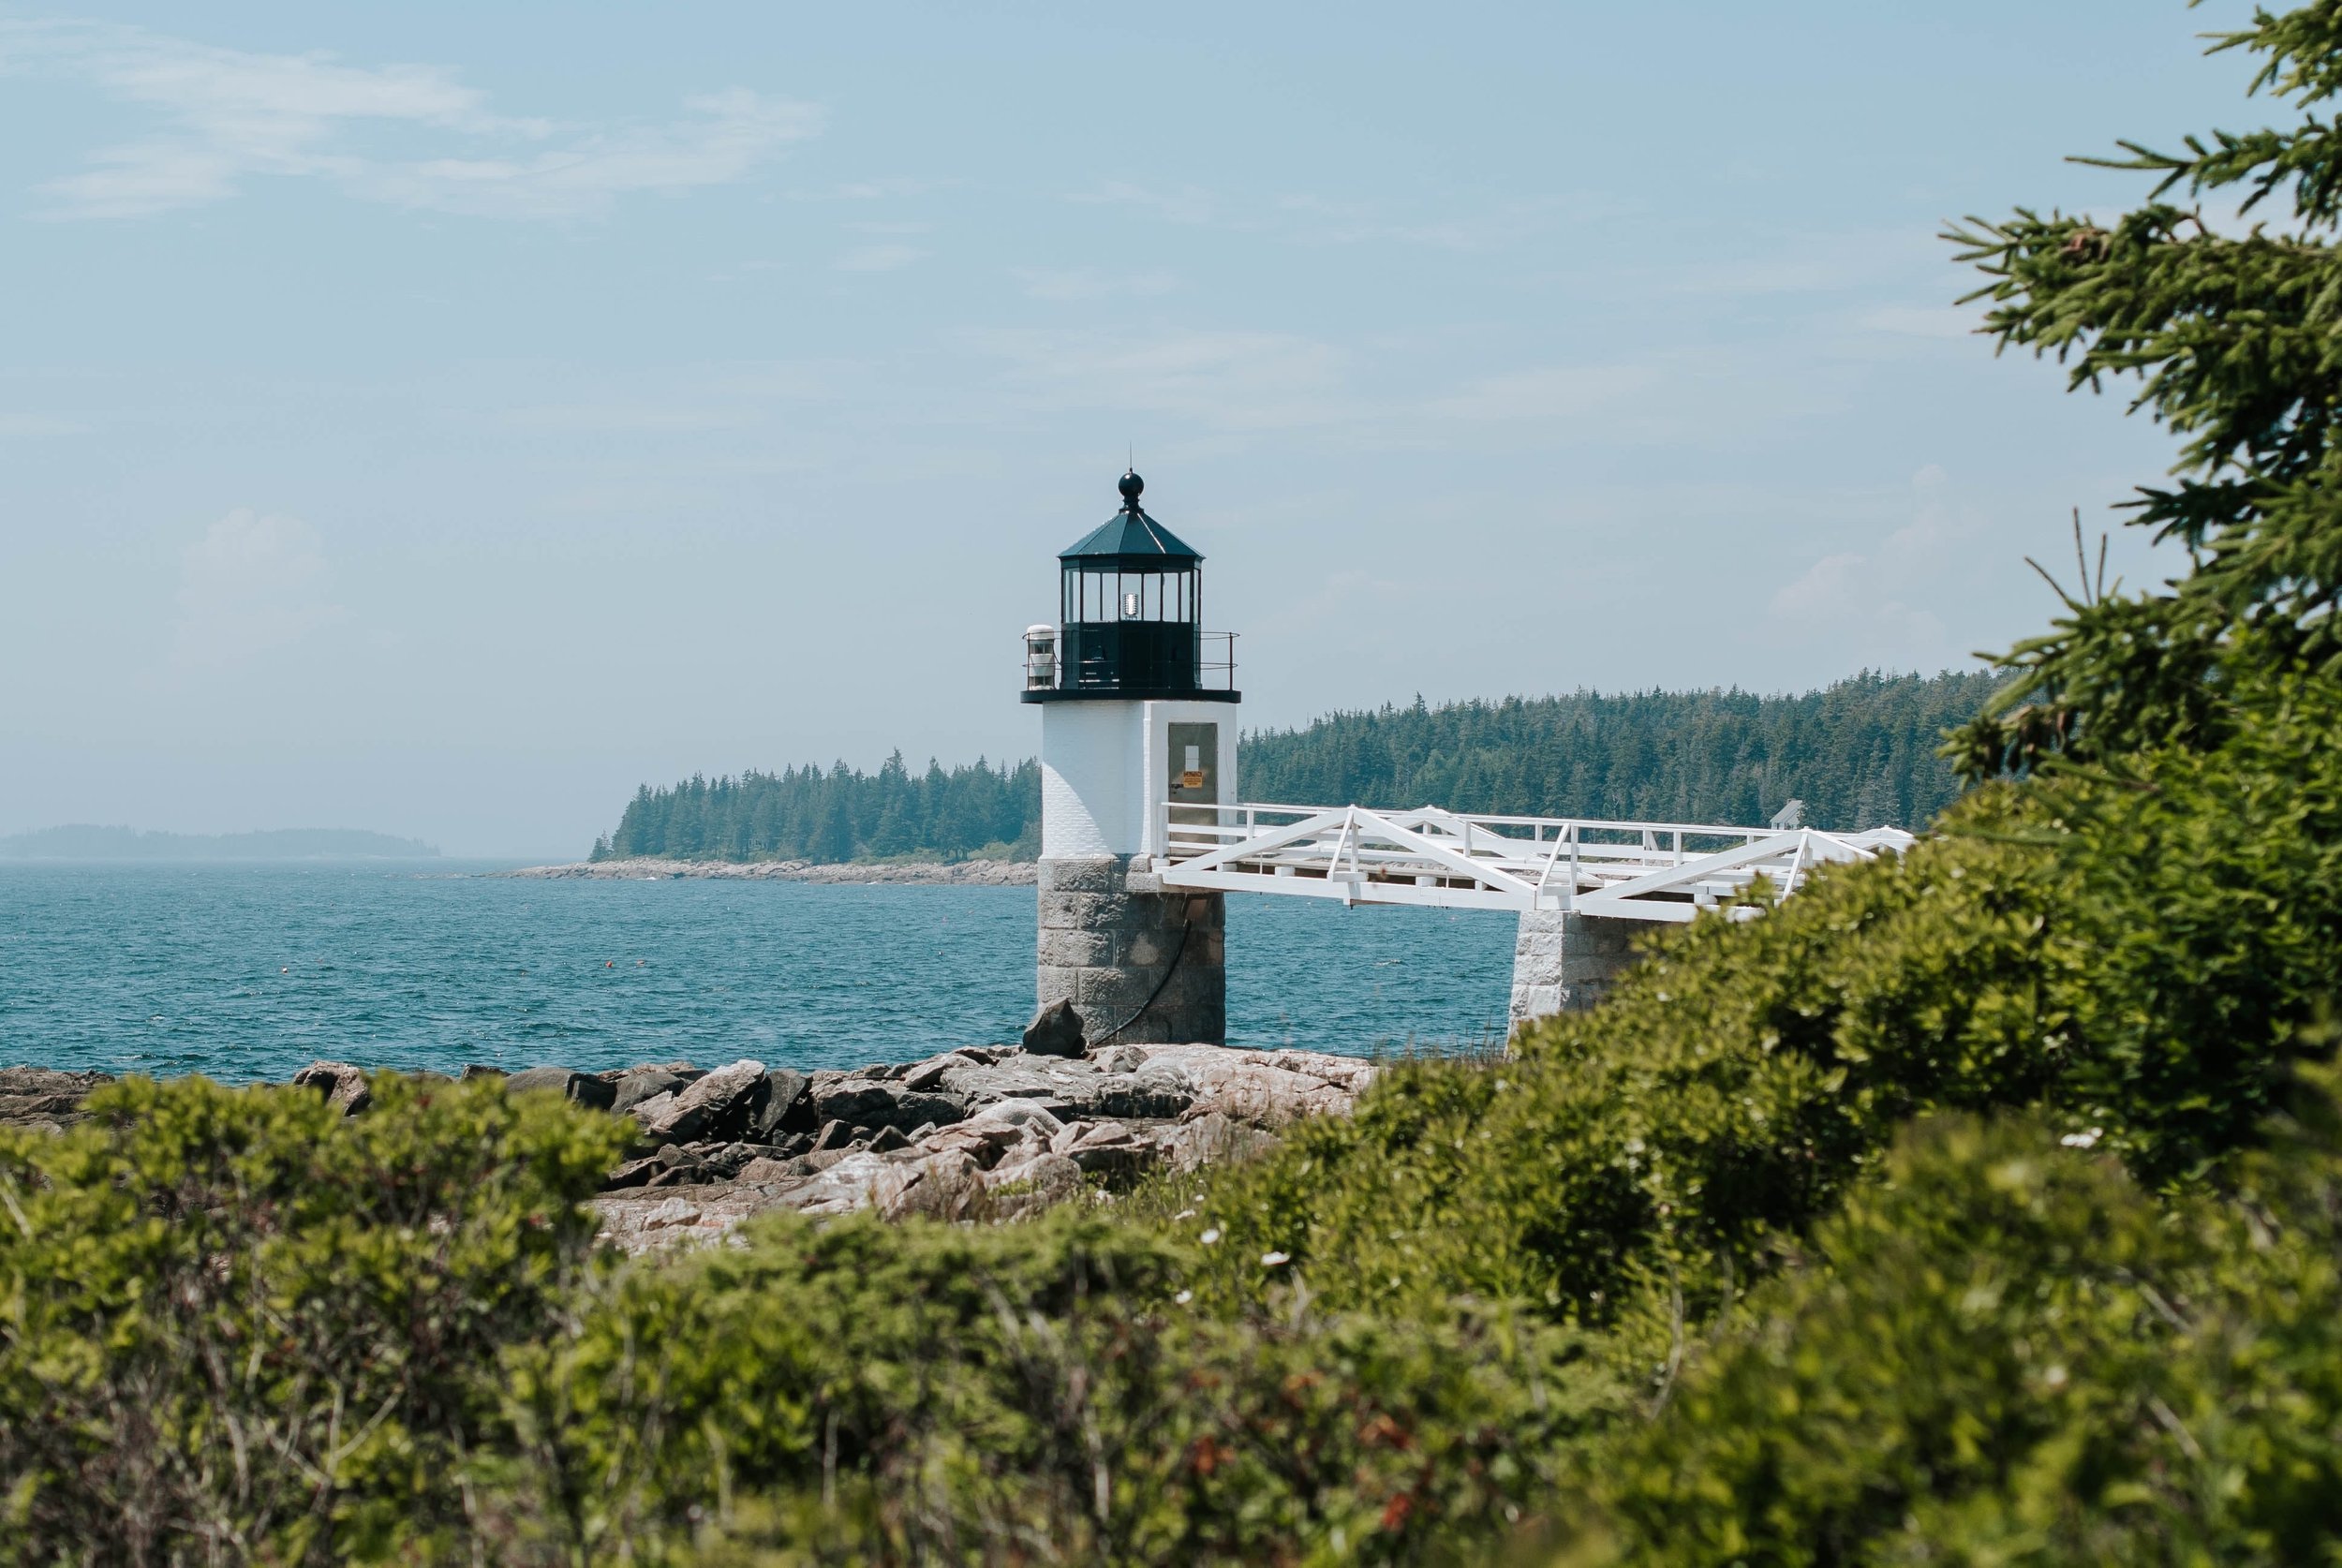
left=591, top=1043, right=1379, bottom=1253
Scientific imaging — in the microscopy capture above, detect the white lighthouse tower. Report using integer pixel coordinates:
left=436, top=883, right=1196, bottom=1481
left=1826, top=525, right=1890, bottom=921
left=1021, top=470, right=1239, bottom=1045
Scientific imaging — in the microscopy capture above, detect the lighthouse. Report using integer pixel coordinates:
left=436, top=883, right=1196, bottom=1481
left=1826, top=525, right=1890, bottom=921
left=1021, top=470, right=1239, bottom=1046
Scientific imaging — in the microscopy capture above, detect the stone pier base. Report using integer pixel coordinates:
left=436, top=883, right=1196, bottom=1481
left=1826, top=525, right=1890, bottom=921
left=1508, top=909, right=1638, bottom=1029
left=1037, top=856, right=1225, bottom=1046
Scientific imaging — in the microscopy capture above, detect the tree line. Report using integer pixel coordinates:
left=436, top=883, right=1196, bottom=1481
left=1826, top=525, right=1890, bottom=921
left=591, top=754, right=1039, bottom=864
left=1239, top=669, right=1999, bottom=832
left=596, top=670, right=1996, bottom=863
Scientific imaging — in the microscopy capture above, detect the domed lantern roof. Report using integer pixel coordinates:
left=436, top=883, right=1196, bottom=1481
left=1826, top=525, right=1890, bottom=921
left=1058, top=471, right=1204, bottom=571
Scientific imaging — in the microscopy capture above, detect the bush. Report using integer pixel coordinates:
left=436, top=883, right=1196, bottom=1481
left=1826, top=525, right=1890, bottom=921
left=1180, top=673, right=2342, bottom=1382
left=0, top=1072, right=623, bottom=1566
left=1564, top=1066, right=2342, bottom=1565
left=487, top=1207, right=1621, bottom=1565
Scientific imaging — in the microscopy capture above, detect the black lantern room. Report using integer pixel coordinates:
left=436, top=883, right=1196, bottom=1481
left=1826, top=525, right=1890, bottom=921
left=1021, top=471, right=1239, bottom=703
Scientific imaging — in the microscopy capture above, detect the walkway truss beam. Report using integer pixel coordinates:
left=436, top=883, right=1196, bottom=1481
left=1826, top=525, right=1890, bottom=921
left=1155, top=803, right=1914, bottom=923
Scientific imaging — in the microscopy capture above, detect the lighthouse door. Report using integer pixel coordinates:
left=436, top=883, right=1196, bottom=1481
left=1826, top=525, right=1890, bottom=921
left=1166, top=721, right=1220, bottom=860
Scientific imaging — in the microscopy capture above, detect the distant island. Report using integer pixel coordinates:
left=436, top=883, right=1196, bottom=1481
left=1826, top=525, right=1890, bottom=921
left=590, top=670, right=1996, bottom=865
left=0, top=826, right=441, bottom=861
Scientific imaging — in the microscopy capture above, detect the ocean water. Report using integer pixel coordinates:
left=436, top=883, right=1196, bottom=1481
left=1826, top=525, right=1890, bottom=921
left=0, top=863, right=1516, bottom=1080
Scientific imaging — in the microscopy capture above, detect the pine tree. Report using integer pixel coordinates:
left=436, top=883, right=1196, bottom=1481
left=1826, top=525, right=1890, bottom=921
left=1947, top=7, right=2342, bottom=775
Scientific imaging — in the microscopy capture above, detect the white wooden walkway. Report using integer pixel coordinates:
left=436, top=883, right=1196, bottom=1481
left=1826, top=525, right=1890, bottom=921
left=1154, top=802, right=1912, bottom=923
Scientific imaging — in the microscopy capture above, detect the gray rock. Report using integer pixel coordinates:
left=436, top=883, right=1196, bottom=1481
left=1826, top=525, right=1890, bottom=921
left=811, top=1119, right=855, bottom=1153
left=0, top=1066, right=108, bottom=1129
left=750, top=1069, right=810, bottom=1139
left=900, top=1053, right=974, bottom=1092
left=637, top=1058, right=769, bottom=1146
left=965, top=1099, right=1065, bottom=1140
left=982, top=1151, right=1085, bottom=1218
left=1057, top=1120, right=1148, bottom=1176
left=504, top=1066, right=618, bottom=1110
left=0, top=1067, right=111, bottom=1099
left=459, top=1063, right=507, bottom=1081
left=790, top=1150, right=895, bottom=1216
left=737, top=1156, right=796, bottom=1186
left=1087, top=1068, right=1195, bottom=1121
left=1021, top=997, right=1087, bottom=1057
left=612, top=1071, right=686, bottom=1115
left=810, top=1079, right=897, bottom=1126
left=1152, top=1110, right=1282, bottom=1172
left=872, top=1150, right=985, bottom=1220
left=808, top=1077, right=968, bottom=1133
left=290, top=1060, right=370, bottom=1117
left=867, top=1125, right=911, bottom=1153
left=601, top=1156, right=664, bottom=1191
left=1089, top=1044, right=1148, bottom=1074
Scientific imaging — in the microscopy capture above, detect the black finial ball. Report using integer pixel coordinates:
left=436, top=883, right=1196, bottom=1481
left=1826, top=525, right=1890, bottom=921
left=1118, top=469, right=1144, bottom=503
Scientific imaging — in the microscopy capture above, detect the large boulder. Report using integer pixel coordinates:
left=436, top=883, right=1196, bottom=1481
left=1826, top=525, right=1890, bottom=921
left=504, top=1066, right=617, bottom=1110
left=982, top=1151, right=1085, bottom=1219
left=789, top=1151, right=895, bottom=1216
left=290, top=1060, right=371, bottom=1117
left=1051, top=1119, right=1150, bottom=1177
left=1087, top=1066, right=1196, bottom=1121
left=612, top=1070, right=687, bottom=1116
left=871, top=1150, right=986, bottom=1221
left=0, top=1067, right=111, bottom=1132
left=634, top=1058, right=769, bottom=1146
left=1020, top=997, right=1086, bottom=1058
left=899, top=1052, right=976, bottom=1092
left=1150, top=1110, right=1281, bottom=1171
left=750, top=1069, right=810, bottom=1139
left=1134, top=1045, right=1371, bottom=1126
left=808, top=1077, right=967, bottom=1134
left=932, top=1052, right=1194, bottom=1123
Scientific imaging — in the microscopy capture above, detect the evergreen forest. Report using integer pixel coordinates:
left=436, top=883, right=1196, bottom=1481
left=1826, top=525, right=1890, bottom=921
left=591, top=755, right=1040, bottom=864
left=13, top=7, right=2342, bottom=1563
left=1240, top=669, right=1993, bottom=831
left=594, top=670, right=1992, bottom=863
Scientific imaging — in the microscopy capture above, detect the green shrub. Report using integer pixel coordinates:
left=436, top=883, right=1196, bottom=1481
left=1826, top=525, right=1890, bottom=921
left=0, top=1072, right=623, bottom=1566
left=1180, top=796, right=2071, bottom=1361
left=2033, top=671, right=2342, bottom=1185
left=488, top=1207, right=1621, bottom=1565
left=1564, top=1067, right=2342, bottom=1565
left=1180, top=674, right=2342, bottom=1379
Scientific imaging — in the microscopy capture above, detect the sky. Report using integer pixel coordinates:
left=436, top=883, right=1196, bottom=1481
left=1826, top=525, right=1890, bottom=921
left=0, top=1, right=2271, bottom=857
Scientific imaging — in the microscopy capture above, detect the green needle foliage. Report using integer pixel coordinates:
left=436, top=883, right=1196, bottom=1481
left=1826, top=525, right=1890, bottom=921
left=1947, top=3, right=2342, bottom=776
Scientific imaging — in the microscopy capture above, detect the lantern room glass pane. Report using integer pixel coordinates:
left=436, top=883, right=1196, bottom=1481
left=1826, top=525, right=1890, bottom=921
left=1062, top=565, right=1199, bottom=625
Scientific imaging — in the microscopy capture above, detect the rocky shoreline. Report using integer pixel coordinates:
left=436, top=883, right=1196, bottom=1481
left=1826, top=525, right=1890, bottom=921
left=0, top=1018, right=1373, bottom=1256
left=500, top=856, right=1037, bottom=886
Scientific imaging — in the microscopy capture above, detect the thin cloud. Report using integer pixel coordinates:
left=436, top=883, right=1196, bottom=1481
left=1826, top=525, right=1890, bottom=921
left=1069, top=180, right=1216, bottom=225
left=966, top=327, right=1354, bottom=429
left=1013, top=267, right=1178, bottom=301
left=1421, top=364, right=1665, bottom=423
left=1766, top=464, right=1969, bottom=657
left=1858, top=303, right=1982, bottom=340
left=1, top=20, right=820, bottom=220
left=836, top=243, right=924, bottom=273
left=169, top=509, right=345, bottom=673
left=0, top=413, right=90, bottom=436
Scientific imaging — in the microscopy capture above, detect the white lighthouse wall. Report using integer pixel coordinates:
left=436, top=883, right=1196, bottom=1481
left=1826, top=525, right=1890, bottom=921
left=1040, top=700, right=1241, bottom=860
left=1039, top=703, right=1138, bottom=857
